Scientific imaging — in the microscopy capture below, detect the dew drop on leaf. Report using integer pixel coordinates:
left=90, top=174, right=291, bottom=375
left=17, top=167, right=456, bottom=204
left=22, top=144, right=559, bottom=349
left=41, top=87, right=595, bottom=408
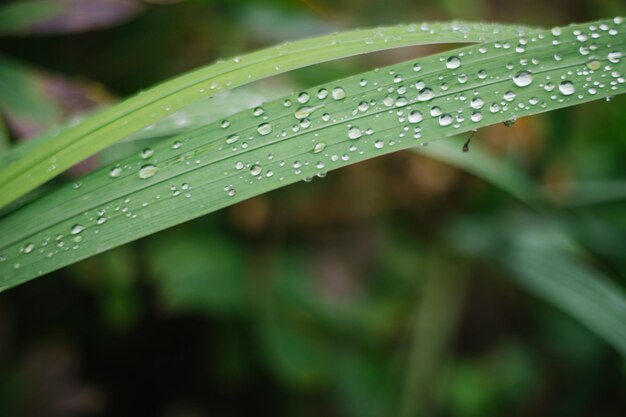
left=257, top=123, right=273, bottom=136
left=109, top=166, right=122, bottom=178
left=138, top=164, right=158, bottom=179
left=332, top=87, right=346, bottom=100
left=559, top=80, right=575, bottom=96
left=513, top=70, right=533, bottom=87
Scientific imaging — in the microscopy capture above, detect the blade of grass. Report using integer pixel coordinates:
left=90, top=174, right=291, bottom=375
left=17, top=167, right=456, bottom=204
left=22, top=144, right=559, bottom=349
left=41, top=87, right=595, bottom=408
left=0, top=18, right=624, bottom=289
left=0, top=22, right=538, bottom=208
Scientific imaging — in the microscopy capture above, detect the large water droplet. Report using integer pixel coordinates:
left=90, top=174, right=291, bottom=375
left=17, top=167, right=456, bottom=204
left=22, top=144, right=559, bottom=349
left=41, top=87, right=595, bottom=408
left=513, top=70, right=533, bottom=87
left=470, top=97, right=484, bottom=109
left=71, top=224, right=85, bottom=235
left=608, top=51, right=623, bottom=63
left=348, top=126, right=362, bottom=139
left=438, top=114, right=453, bottom=127
left=138, top=164, right=158, bottom=179
left=332, top=87, right=346, bottom=100
left=408, top=110, right=423, bottom=123
left=109, top=166, right=122, bottom=178
left=446, top=56, right=461, bottom=69
left=295, top=104, right=324, bottom=120
left=250, top=164, right=262, bottom=176
left=257, top=123, right=273, bottom=136
left=558, top=80, right=575, bottom=96
left=417, top=88, right=434, bottom=101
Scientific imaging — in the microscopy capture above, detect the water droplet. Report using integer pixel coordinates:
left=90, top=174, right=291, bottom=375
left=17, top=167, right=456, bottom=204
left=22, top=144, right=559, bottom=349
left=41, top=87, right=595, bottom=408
left=503, top=91, right=516, bottom=102
left=140, top=148, right=154, bottom=159
left=23, top=243, right=34, bottom=254
left=586, top=60, right=602, bottom=70
left=438, top=114, right=453, bottom=127
left=226, top=134, right=240, bottom=144
left=470, top=111, right=483, bottom=122
left=470, top=97, right=484, bottom=109
left=97, top=216, right=107, bottom=225
left=446, top=56, right=461, bottom=69
left=109, top=166, right=122, bottom=178
left=253, top=107, right=265, bottom=116
left=257, top=123, right=273, bottom=136
left=348, top=126, right=363, bottom=140
left=295, top=104, right=324, bottom=120
left=138, top=164, right=158, bottom=179
left=374, top=140, right=384, bottom=149
left=408, top=110, right=423, bottom=123
left=312, top=142, right=327, bottom=153
left=317, top=88, right=328, bottom=99
left=297, top=92, right=310, bottom=103
left=417, top=88, right=434, bottom=101
left=608, top=51, right=623, bottom=63
left=513, top=70, right=533, bottom=87
left=172, top=141, right=182, bottom=150
left=332, top=87, right=346, bottom=100
left=71, top=224, right=85, bottom=235
left=413, top=63, right=422, bottom=72
left=220, top=120, right=231, bottom=128
left=224, top=186, right=236, bottom=197
left=250, top=164, right=262, bottom=176
left=558, top=80, right=575, bottom=96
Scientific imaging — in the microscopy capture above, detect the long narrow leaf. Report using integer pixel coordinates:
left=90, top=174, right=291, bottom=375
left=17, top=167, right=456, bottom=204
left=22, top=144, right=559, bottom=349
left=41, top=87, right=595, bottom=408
left=0, top=18, right=625, bottom=289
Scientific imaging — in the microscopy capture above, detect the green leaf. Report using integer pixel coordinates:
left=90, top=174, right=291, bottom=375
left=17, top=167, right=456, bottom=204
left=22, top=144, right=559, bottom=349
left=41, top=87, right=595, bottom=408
left=0, top=22, right=536, bottom=208
left=0, top=18, right=625, bottom=290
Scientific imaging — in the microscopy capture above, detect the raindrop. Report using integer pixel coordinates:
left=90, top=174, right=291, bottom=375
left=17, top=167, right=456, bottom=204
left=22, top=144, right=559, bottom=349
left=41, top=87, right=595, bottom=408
left=250, top=164, right=262, bottom=176
left=172, top=141, right=182, bottom=150
left=226, top=134, right=240, bottom=144
left=140, top=148, right=154, bottom=159
left=417, top=88, right=435, bottom=101
left=348, top=126, right=363, bottom=139
left=109, top=166, right=122, bottom=178
left=503, top=91, right=517, bottom=101
left=446, top=56, right=461, bottom=69
left=513, top=70, right=533, bottom=87
left=374, top=140, right=384, bottom=149
left=470, top=97, right=484, bottom=109
left=297, top=92, right=310, bottom=103
left=332, top=87, right=346, bottom=100
left=586, top=60, right=602, bottom=70
left=608, top=51, right=623, bottom=63
left=23, top=243, right=34, bottom=254
left=317, top=88, right=328, bottom=99
left=470, top=111, right=483, bottom=122
left=408, top=110, right=423, bottom=123
left=312, top=142, right=327, bottom=153
left=295, top=104, right=324, bottom=120
left=438, top=114, right=453, bottom=127
left=253, top=107, right=264, bottom=116
left=257, top=123, right=273, bottom=136
left=71, top=224, right=85, bottom=235
left=138, top=164, right=158, bottom=179
left=558, top=80, right=575, bottom=96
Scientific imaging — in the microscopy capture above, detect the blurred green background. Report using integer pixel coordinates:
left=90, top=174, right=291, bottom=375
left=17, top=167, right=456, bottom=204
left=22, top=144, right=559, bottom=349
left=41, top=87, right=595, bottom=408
left=1, top=0, right=626, bottom=416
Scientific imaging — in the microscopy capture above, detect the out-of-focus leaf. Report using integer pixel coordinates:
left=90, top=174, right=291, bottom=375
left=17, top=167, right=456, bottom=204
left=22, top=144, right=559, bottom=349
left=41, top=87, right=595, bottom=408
left=0, top=0, right=144, bottom=37
left=146, top=231, right=247, bottom=316
left=0, top=55, right=113, bottom=140
left=449, top=213, right=626, bottom=356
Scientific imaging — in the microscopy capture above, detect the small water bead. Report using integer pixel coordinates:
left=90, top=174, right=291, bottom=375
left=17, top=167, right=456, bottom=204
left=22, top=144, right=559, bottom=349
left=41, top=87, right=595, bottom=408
left=586, top=60, right=602, bottom=70
left=226, top=134, right=240, bottom=144
left=417, top=88, right=435, bottom=101
left=503, top=117, right=517, bottom=127
left=608, top=51, right=623, bottom=63
left=138, top=164, right=158, bottom=179
left=317, top=88, right=328, bottom=99
left=221, top=120, right=231, bottom=128
left=358, top=101, right=369, bottom=112
left=558, top=80, right=575, bottom=95
left=413, top=63, right=422, bottom=72
left=503, top=91, right=517, bottom=101
left=295, top=104, right=323, bottom=120
left=374, top=140, right=384, bottom=149
left=23, top=243, right=35, bottom=254
left=438, top=114, right=453, bottom=127
left=348, top=126, right=363, bottom=140
left=470, top=111, right=483, bottom=122
left=250, top=164, right=262, bottom=176
left=224, top=186, right=236, bottom=197
left=257, top=123, right=273, bottom=136
left=393, top=74, right=404, bottom=83
left=395, top=96, right=408, bottom=107
left=297, top=92, right=310, bottom=103
left=489, top=103, right=501, bottom=113
left=446, top=56, right=461, bottom=69
left=359, top=79, right=368, bottom=87
left=478, top=69, right=488, bottom=79
left=140, top=148, right=154, bottom=159
left=383, top=96, right=395, bottom=107
left=408, top=110, right=423, bottom=123
left=513, top=70, right=533, bottom=87
left=109, top=166, right=122, bottom=178
left=430, top=107, right=442, bottom=117
left=457, top=74, right=468, bottom=84
left=470, top=97, right=484, bottom=109
left=71, top=224, right=85, bottom=235
left=172, top=141, right=182, bottom=150
left=312, top=142, right=327, bottom=153
left=332, top=87, right=346, bottom=100
left=97, top=217, right=107, bottom=225
left=253, top=107, right=265, bottom=117
left=283, top=99, right=292, bottom=107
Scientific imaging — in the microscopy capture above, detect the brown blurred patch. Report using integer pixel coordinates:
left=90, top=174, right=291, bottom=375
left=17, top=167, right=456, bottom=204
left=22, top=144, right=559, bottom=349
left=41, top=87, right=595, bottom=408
left=229, top=195, right=271, bottom=235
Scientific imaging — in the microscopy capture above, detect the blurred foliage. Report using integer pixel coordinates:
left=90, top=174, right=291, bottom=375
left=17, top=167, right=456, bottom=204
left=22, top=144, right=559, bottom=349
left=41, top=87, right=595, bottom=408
left=1, top=0, right=626, bottom=416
